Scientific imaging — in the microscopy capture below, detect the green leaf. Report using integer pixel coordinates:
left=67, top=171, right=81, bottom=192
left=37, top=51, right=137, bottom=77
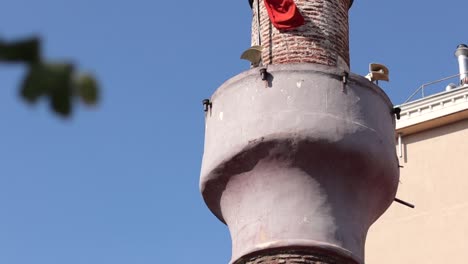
left=20, top=65, right=48, bottom=103
left=76, top=73, right=99, bottom=105
left=0, top=37, right=40, bottom=64
left=20, top=63, right=74, bottom=117
left=50, top=81, right=72, bottom=116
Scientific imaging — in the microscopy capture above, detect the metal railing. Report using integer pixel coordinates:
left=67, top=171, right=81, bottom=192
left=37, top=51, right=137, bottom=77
left=404, top=71, right=468, bottom=103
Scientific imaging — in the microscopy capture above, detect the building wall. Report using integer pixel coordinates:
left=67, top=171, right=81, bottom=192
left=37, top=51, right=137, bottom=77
left=366, top=118, right=468, bottom=263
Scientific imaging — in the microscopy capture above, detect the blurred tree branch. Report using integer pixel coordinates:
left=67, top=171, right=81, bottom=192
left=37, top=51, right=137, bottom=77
left=0, top=36, right=99, bottom=117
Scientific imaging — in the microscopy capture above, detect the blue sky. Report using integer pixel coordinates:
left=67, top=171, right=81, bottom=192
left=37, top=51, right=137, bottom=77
left=0, top=1, right=466, bottom=263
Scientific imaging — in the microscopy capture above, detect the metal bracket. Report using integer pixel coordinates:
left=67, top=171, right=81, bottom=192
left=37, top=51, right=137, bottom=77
left=393, top=107, right=401, bottom=120
left=202, top=99, right=212, bottom=113
left=260, top=67, right=269, bottom=87
left=260, top=67, right=267, bottom=80
left=342, top=71, right=349, bottom=91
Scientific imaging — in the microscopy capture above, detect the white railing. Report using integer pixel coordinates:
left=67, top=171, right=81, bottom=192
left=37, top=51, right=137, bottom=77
left=396, top=85, right=468, bottom=130
left=404, top=72, right=468, bottom=103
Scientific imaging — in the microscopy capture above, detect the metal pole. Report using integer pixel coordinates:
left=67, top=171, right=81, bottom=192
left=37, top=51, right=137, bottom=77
left=256, top=0, right=263, bottom=66
left=398, top=133, right=402, bottom=158
left=256, top=0, right=262, bottom=47
left=394, top=198, right=415, bottom=208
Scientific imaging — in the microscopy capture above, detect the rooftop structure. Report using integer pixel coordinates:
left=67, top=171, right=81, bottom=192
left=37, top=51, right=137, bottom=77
left=366, top=45, right=468, bottom=263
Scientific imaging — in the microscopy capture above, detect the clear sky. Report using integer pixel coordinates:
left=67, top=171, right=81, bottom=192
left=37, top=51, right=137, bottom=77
left=0, top=0, right=466, bottom=263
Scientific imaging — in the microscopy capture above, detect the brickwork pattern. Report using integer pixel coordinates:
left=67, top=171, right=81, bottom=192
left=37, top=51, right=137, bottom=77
left=234, top=249, right=358, bottom=264
left=251, top=0, right=352, bottom=68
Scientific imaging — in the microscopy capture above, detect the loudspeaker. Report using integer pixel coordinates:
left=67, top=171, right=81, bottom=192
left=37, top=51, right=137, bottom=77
left=366, top=63, right=389, bottom=82
left=240, top=45, right=263, bottom=67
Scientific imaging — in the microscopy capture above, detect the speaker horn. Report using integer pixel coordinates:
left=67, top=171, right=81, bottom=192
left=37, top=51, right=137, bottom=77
left=240, top=45, right=263, bottom=67
left=365, top=63, right=390, bottom=82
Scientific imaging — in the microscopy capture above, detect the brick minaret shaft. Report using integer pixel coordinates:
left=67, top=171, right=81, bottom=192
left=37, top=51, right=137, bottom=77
left=251, top=0, right=352, bottom=68
left=200, top=1, right=399, bottom=264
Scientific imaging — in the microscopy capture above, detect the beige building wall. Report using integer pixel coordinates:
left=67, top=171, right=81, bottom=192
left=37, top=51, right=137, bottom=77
left=366, top=118, right=468, bottom=263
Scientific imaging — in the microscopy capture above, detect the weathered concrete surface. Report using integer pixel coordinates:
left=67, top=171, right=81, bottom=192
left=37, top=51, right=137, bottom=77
left=200, top=63, right=399, bottom=264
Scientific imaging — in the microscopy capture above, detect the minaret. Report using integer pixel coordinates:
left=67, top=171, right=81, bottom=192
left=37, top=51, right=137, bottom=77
left=200, top=1, right=399, bottom=263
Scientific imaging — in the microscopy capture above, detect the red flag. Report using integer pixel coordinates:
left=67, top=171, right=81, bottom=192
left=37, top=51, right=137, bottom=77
left=263, top=0, right=305, bottom=30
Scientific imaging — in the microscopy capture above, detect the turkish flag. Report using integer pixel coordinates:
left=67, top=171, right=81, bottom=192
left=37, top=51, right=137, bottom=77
left=263, top=0, right=305, bottom=30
